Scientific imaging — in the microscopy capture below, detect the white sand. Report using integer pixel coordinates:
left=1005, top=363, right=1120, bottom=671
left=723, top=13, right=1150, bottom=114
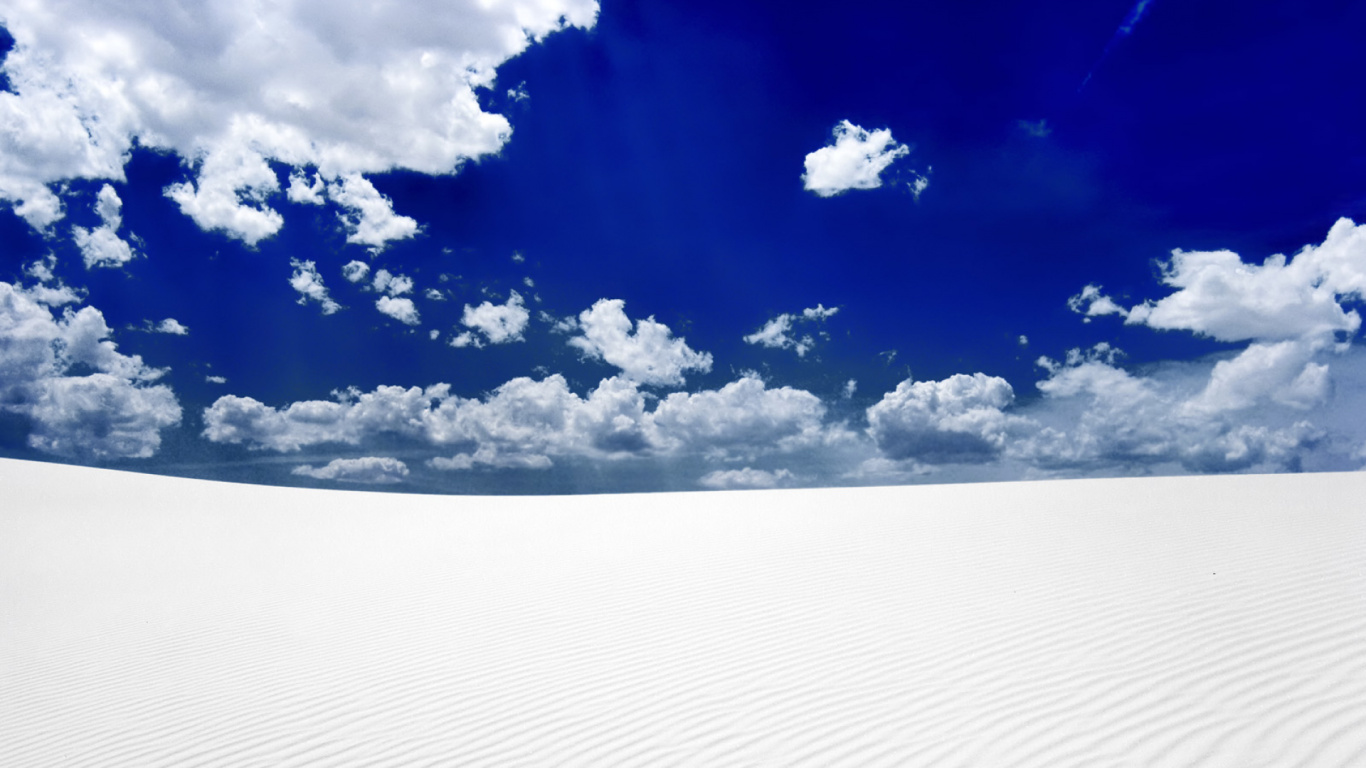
left=2, top=460, right=1365, bottom=767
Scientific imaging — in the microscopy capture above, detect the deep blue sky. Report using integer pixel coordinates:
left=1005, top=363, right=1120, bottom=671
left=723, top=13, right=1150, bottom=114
left=1, top=0, right=1364, bottom=492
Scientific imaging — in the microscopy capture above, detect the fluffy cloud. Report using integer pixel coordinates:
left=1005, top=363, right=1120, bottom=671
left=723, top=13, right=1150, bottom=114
left=204, top=375, right=654, bottom=466
left=203, top=371, right=847, bottom=470
left=0, top=0, right=599, bottom=241
left=1070, top=219, right=1366, bottom=419
left=451, top=290, right=529, bottom=348
left=0, top=281, right=181, bottom=458
left=376, top=296, right=420, bottom=325
left=289, top=259, right=341, bottom=314
left=743, top=304, right=838, bottom=357
left=866, top=373, right=1033, bottom=463
left=341, top=260, right=370, bottom=283
left=652, top=374, right=837, bottom=459
left=802, top=120, right=909, bottom=197
left=72, top=185, right=136, bottom=269
left=153, top=318, right=189, bottom=335
left=698, top=467, right=793, bottom=490
left=372, top=269, right=414, bottom=296
left=568, top=299, right=712, bottom=386
left=1017, top=350, right=1322, bottom=473
left=292, top=456, right=410, bottom=484
left=327, top=174, right=418, bottom=251
left=1067, top=284, right=1128, bottom=320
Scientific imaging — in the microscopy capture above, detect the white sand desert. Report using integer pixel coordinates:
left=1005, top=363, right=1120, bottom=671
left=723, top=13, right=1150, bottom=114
left=3, top=458, right=1364, bottom=766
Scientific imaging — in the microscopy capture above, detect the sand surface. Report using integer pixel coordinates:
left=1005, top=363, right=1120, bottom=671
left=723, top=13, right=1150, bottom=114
left=3, top=460, right=1365, bottom=766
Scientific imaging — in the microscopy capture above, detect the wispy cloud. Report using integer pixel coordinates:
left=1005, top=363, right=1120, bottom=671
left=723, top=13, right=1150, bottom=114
left=1080, top=0, right=1157, bottom=92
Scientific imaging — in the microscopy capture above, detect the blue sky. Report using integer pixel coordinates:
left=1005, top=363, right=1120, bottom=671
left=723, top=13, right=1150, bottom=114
left=1, top=0, right=1365, bottom=493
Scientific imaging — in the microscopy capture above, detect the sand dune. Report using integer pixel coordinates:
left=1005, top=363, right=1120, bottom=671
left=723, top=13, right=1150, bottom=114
left=3, top=460, right=1365, bottom=766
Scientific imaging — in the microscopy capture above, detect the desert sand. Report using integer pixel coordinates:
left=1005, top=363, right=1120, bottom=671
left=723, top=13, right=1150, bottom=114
left=3, top=458, right=1364, bottom=766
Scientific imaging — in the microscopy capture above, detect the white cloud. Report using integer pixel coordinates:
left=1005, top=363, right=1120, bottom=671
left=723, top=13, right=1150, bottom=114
left=866, top=373, right=1034, bottom=463
left=802, top=120, right=909, bottom=197
left=569, top=299, right=712, bottom=386
left=327, top=174, right=418, bottom=251
left=698, top=467, right=793, bottom=490
left=652, top=374, right=838, bottom=459
left=376, top=296, right=420, bottom=325
left=744, top=304, right=839, bottom=357
left=908, top=170, right=930, bottom=202
left=72, top=185, right=136, bottom=269
left=206, top=375, right=227, bottom=384
left=803, top=303, right=839, bottom=320
left=1124, top=228, right=1365, bottom=343
left=372, top=269, right=414, bottom=296
left=341, top=260, right=370, bottom=283
left=289, top=259, right=341, bottom=315
left=286, top=171, right=325, bottom=205
left=154, top=318, right=189, bottom=335
left=1068, top=284, right=1129, bottom=320
left=0, top=0, right=599, bottom=241
left=744, top=314, right=797, bottom=349
left=292, top=456, right=409, bottom=484
left=452, top=290, right=529, bottom=348
left=1068, top=219, right=1366, bottom=421
left=425, top=288, right=445, bottom=301
left=843, top=379, right=858, bottom=399
left=0, top=281, right=181, bottom=458
left=203, top=371, right=847, bottom=470
left=1017, top=351, right=1322, bottom=474
left=204, top=375, right=656, bottom=467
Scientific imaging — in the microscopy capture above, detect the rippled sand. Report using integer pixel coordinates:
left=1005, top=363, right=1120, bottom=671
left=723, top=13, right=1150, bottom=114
left=3, top=459, right=1364, bottom=766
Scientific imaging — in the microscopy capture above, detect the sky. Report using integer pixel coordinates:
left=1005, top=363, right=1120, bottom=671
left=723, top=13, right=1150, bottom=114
left=1, top=0, right=1365, bottom=494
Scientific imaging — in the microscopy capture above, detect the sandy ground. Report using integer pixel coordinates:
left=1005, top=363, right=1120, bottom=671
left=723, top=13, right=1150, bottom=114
left=3, top=459, right=1365, bottom=766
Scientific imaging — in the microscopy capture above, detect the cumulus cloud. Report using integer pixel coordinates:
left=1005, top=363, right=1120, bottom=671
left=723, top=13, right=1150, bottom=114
left=72, top=185, right=136, bottom=269
left=451, top=290, right=529, bottom=348
left=1017, top=349, right=1322, bottom=474
left=698, top=467, right=793, bottom=490
left=0, top=0, right=599, bottom=241
left=372, top=269, right=414, bottom=296
left=0, top=281, right=181, bottom=458
left=802, top=120, right=909, bottom=197
left=569, top=299, right=712, bottom=386
left=1071, top=219, right=1366, bottom=419
left=292, top=456, right=409, bottom=484
left=153, top=318, right=189, bottom=335
left=652, top=374, right=839, bottom=460
left=866, top=373, right=1034, bottom=463
left=744, top=304, right=839, bottom=357
left=1067, top=284, right=1129, bottom=320
left=341, top=260, right=370, bottom=283
left=286, top=171, right=325, bottom=205
left=204, top=375, right=654, bottom=466
left=327, top=174, right=418, bottom=251
left=289, top=259, right=341, bottom=314
left=19, top=257, right=84, bottom=306
left=203, top=371, right=847, bottom=470
left=376, top=296, right=420, bottom=325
